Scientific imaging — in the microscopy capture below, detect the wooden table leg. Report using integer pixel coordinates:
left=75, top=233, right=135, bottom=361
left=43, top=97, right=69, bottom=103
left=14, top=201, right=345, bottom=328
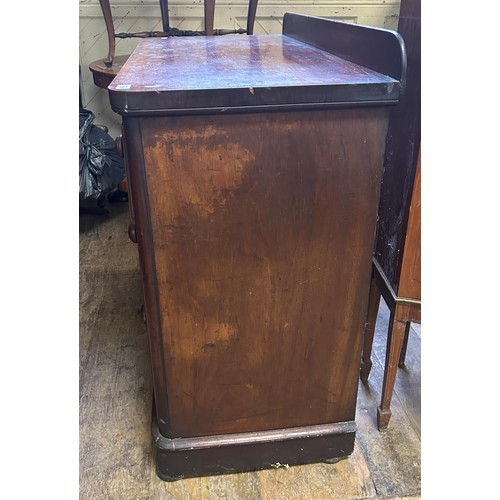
left=377, top=304, right=408, bottom=430
left=360, top=275, right=381, bottom=382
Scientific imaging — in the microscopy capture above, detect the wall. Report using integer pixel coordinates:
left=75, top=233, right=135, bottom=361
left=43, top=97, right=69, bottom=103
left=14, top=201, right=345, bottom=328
left=79, top=0, right=401, bottom=137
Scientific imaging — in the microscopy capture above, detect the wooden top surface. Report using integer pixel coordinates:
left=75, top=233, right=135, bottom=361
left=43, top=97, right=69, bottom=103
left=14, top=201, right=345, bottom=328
left=109, top=35, right=395, bottom=92
left=108, top=34, right=399, bottom=114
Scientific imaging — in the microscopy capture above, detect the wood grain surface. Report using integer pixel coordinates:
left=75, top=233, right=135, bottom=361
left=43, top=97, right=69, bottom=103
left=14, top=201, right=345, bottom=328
left=133, top=107, right=389, bottom=438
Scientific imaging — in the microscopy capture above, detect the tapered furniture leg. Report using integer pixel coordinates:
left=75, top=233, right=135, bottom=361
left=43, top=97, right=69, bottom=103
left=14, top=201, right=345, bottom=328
left=398, top=321, right=411, bottom=367
left=360, top=275, right=381, bottom=382
left=377, top=305, right=407, bottom=430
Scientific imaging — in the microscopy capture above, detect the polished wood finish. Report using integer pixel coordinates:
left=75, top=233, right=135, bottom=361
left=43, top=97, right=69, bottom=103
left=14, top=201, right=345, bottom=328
left=108, top=35, right=401, bottom=115
left=111, top=14, right=405, bottom=480
left=360, top=0, right=421, bottom=431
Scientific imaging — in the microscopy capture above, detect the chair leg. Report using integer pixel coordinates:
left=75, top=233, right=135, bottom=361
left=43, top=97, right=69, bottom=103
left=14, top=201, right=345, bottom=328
left=98, top=0, right=116, bottom=68
left=247, top=0, right=259, bottom=34
left=204, top=0, right=215, bottom=35
left=398, top=321, right=412, bottom=367
left=360, top=277, right=381, bottom=382
left=377, top=307, right=408, bottom=430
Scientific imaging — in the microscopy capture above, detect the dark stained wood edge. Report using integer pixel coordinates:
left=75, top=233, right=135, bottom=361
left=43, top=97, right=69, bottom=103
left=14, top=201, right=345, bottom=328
left=152, top=413, right=356, bottom=481
left=283, top=13, right=407, bottom=91
left=122, top=117, right=171, bottom=437
left=110, top=93, right=399, bottom=117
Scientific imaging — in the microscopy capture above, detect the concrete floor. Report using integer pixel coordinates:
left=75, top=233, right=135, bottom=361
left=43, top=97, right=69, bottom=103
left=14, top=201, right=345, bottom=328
left=80, top=201, right=421, bottom=500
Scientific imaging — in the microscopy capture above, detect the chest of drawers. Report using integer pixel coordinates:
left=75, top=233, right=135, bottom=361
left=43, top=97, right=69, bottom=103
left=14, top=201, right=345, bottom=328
left=109, top=13, right=405, bottom=480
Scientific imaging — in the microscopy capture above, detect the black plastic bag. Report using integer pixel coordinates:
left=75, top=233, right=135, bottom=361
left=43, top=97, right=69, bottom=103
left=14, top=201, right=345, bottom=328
left=79, top=108, right=125, bottom=201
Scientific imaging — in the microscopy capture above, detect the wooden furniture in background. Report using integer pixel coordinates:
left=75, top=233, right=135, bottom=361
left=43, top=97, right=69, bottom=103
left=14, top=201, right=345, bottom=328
left=90, top=0, right=260, bottom=198
left=109, top=13, right=406, bottom=480
left=360, top=0, right=421, bottom=431
left=361, top=153, right=420, bottom=430
left=89, top=0, right=260, bottom=89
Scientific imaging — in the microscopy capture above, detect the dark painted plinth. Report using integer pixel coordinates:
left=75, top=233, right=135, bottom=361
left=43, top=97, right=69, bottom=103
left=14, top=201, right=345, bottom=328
left=152, top=416, right=356, bottom=481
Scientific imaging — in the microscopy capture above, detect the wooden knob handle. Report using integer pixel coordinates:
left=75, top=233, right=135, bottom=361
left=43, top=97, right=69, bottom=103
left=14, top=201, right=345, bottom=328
left=128, top=223, right=137, bottom=243
left=115, top=134, right=123, bottom=157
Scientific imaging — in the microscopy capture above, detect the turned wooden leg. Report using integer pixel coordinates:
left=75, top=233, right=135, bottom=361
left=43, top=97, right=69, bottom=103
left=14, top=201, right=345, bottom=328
left=360, top=276, right=381, bottom=382
left=98, top=0, right=116, bottom=68
left=377, top=306, right=407, bottom=430
left=398, top=321, right=412, bottom=367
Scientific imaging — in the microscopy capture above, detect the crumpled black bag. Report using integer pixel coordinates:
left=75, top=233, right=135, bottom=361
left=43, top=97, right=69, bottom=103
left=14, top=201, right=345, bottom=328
left=79, top=108, right=125, bottom=200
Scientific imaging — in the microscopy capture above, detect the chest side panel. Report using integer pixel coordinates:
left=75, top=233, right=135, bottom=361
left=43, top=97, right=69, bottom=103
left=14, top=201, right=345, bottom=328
left=139, top=108, right=388, bottom=437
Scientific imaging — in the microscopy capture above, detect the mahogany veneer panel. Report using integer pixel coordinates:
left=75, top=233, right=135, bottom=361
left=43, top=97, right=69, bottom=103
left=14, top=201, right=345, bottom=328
left=134, top=108, right=389, bottom=438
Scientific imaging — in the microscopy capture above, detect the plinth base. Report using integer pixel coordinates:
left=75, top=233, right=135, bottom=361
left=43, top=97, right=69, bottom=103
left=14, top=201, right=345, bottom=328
left=152, top=416, right=356, bottom=481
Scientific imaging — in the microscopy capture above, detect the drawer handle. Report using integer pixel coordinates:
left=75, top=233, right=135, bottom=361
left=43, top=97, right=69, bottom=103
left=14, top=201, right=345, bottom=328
left=115, top=134, right=123, bottom=157
left=128, top=223, right=137, bottom=243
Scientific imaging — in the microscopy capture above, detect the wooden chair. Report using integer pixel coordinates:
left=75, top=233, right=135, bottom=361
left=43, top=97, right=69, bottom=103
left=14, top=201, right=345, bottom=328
left=359, top=0, right=421, bottom=431
left=89, top=0, right=260, bottom=89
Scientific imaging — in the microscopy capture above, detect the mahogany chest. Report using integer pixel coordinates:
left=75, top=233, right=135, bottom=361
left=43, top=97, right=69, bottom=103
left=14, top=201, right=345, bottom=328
left=108, top=13, right=405, bottom=480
